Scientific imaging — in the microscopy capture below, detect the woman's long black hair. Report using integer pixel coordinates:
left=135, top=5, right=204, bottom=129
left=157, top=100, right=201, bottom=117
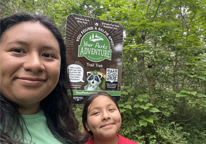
left=0, top=13, right=88, bottom=144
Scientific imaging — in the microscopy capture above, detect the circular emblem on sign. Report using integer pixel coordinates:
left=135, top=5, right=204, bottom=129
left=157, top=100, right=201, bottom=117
left=78, top=31, right=111, bottom=62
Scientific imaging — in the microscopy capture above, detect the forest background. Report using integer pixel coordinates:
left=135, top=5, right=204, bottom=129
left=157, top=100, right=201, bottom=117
left=1, top=0, right=206, bottom=143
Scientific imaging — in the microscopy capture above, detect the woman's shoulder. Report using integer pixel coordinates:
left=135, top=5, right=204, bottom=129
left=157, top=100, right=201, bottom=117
left=118, top=135, right=138, bottom=144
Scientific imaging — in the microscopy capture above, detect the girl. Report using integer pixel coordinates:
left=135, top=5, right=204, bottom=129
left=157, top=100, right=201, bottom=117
left=82, top=92, right=138, bottom=144
left=0, top=13, right=88, bottom=144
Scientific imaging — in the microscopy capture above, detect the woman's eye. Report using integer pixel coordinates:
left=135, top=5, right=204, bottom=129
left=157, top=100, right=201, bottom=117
left=42, top=53, right=55, bottom=58
left=109, top=109, right=115, bottom=112
left=11, top=49, right=24, bottom=53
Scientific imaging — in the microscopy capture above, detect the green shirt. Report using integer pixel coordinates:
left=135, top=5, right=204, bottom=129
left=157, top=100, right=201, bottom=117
left=21, top=110, right=62, bottom=144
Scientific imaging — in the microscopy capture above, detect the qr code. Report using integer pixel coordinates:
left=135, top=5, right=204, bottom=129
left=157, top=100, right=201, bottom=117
left=106, top=68, right=118, bottom=82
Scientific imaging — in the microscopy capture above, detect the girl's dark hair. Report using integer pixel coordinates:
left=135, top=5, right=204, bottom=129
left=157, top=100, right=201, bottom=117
left=0, top=13, right=88, bottom=144
left=82, top=92, right=120, bottom=136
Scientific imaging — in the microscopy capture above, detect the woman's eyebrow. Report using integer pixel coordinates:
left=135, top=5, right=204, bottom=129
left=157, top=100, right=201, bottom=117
left=42, top=46, right=60, bottom=53
left=108, top=104, right=114, bottom=106
left=7, top=40, right=59, bottom=53
left=7, top=40, right=28, bottom=46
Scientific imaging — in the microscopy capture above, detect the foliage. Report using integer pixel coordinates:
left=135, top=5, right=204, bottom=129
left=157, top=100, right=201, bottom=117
left=154, top=122, right=189, bottom=144
left=1, top=0, right=206, bottom=143
left=119, top=86, right=159, bottom=143
left=73, top=104, right=84, bottom=131
left=98, top=0, right=206, bottom=143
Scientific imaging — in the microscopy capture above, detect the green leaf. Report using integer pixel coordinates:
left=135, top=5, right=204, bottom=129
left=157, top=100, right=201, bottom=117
left=125, top=101, right=133, bottom=105
left=124, top=105, right=132, bottom=110
left=139, top=94, right=148, bottom=98
left=197, top=76, right=206, bottom=81
left=139, top=115, right=146, bottom=120
left=176, top=93, right=187, bottom=97
left=178, top=70, right=187, bottom=74
left=188, top=75, right=195, bottom=78
left=121, top=91, right=128, bottom=95
left=171, top=90, right=177, bottom=94
left=153, top=48, right=162, bottom=51
left=134, top=103, right=140, bottom=108
left=202, top=1, right=206, bottom=7
left=139, top=120, right=147, bottom=127
left=196, top=93, right=206, bottom=97
left=180, top=90, right=197, bottom=96
left=150, top=115, right=159, bottom=120
left=145, top=117, right=154, bottom=124
left=137, top=98, right=144, bottom=102
left=120, top=109, right=125, bottom=113
left=149, top=108, right=160, bottom=113
left=190, top=91, right=197, bottom=96
left=177, top=43, right=182, bottom=46
left=180, top=89, right=190, bottom=94
left=146, top=103, right=153, bottom=107
left=139, top=50, right=150, bottom=53
left=140, top=105, right=150, bottom=110
left=118, top=104, right=124, bottom=107
left=154, top=58, right=162, bottom=62
left=136, top=109, right=143, bottom=114
left=125, top=109, right=132, bottom=115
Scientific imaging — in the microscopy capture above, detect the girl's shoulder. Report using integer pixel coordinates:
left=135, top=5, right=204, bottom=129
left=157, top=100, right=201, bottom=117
left=84, top=137, right=93, bottom=144
left=118, top=135, right=138, bottom=144
left=84, top=135, right=138, bottom=144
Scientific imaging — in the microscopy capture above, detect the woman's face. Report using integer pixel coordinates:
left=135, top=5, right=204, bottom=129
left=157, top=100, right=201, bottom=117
left=0, top=21, right=61, bottom=114
left=86, top=95, right=121, bottom=140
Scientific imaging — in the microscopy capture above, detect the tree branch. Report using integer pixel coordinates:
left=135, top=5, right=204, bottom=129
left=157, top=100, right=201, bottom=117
left=179, top=6, right=189, bottom=31
left=146, top=0, right=151, bottom=19
left=152, top=0, right=162, bottom=22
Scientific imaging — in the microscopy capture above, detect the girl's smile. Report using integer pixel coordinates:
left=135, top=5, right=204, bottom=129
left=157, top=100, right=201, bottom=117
left=100, top=123, right=115, bottom=128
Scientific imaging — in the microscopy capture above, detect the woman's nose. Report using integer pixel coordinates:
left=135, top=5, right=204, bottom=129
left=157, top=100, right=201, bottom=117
left=23, top=53, right=45, bottom=73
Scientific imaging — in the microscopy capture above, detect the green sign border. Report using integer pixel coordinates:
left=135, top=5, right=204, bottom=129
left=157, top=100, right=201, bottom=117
left=70, top=90, right=121, bottom=96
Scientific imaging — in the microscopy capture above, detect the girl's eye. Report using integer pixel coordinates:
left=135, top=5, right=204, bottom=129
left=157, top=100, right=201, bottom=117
left=42, top=53, right=55, bottom=58
left=11, top=49, right=24, bottom=53
left=92, top=112, right=99, bottom=116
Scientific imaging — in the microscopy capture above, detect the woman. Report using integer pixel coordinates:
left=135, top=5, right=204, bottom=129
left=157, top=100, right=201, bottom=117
left=0, top=13, right=88, bottom=144
left=82, top=92, right=138, bottom=144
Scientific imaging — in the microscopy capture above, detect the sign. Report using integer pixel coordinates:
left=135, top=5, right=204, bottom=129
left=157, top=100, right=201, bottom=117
left=66, top=14, right=123, bottom=104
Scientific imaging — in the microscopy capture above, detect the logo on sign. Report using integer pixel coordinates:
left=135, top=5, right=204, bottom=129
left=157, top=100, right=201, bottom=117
left=78, top=31, right=111, bottom=62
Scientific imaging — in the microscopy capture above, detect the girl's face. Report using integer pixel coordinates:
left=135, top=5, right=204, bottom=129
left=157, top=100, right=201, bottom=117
left=86, top=95, right=121, bottom=140
left=0, top=21, right=61, bottom=114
